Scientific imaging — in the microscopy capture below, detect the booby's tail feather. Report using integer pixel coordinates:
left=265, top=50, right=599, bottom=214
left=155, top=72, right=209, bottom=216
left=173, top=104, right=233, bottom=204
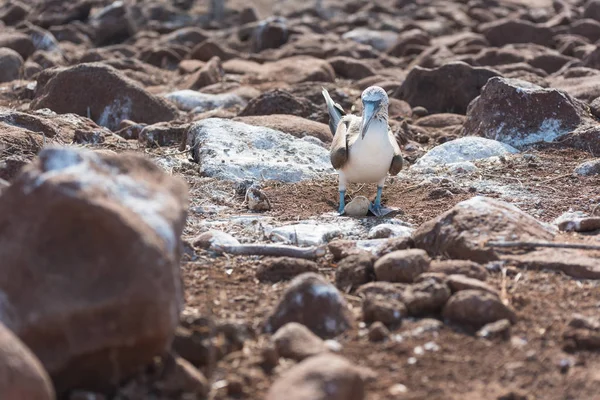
left=321, top=87, right=345, bottom=136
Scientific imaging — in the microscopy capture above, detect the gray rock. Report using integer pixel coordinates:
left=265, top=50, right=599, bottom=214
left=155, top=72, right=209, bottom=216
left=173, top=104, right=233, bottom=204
left=368, top=223, right=414, bottom=239
left=574, top=158, right=600, bottom=176
left=374, top=249, right=431, bottom=283
left=342, top=28, right=399, bottom=52
left=264, top=273, right=353, bottom=339
left=192, top=230, right=240, bottom=252
left=476, top=319, right=511, bottom=340
left=187, top=118, right=333, bottom=183
left=411, top=137, right=518, bottom=169
left=165, top=90, right=246, bottom=112
left=0, top=47, right=23, bottom=83
left=270, top=220, right=358, bottom=246
left=272, top=322, right=328, bottom=361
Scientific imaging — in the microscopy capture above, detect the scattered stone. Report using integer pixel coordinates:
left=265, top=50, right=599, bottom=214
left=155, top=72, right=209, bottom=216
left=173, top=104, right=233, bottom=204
left=239, top=89, right=313, bottom=117
left=563, top=329, right=600, bottom=350
left=165, top=90, right=246, bottom=112
left=258, top=56, right=336, bottom=84
left=0, top=47, right=23, bottom=82
left=464, top=77, right=592, bottom=148
left=556, top=214, right=600, bottom=232
left=476, top=319, right=510, bottom=339
left=328, top=56, right=376, bottom=80
left=272, top=322, right=328, bottom=361
left=265, top=354, right=365, bottom=400
left=335, top=253, right=375, bottom=292
left=0, top=321, right=55, bottom=400
left=89, top=1, right=135, bottom=46
left=388, top=29, right=431, bottom=57
left=186, top=118, right=332, bottom=183
left=413, top=196, right=556, bottom=262
left=395, top=61, right=500, bottom=114
left=411, top=137, right=518, bottom=169
left=343, top=28, right=398, bottom=52
left=501, top=249, right=600, bottom=280
left=31, top=63, right=178, bottom=131
left=568, top=314, right=600, bottom=331
left=192, top=230, right=240, bottom=252
left=345, top=196, right=371, bottom=217
left=481, top=19, right=554, bottom=47
left=368, top=223, right=413, bottom=239
left=139, top=123, right=188, bottom=147
left=443, top=290, right=517, bottom=329
left=402, top=279, right=452, bottom=316
left=256, top=257, right=319, bottom=283
left=0, top=146, right=188, bottom=393
left=252, top=17, right=289, bottom=52
left=264, top=273, right=353, bottom=339
left=574, top=158, right=600, bottom=176
left=374, top=249, right=431, bottom=283
left=368, top=322, right=390, bottom=342
left=445, top=275, right=499, bottom=296
left=429, top=260, right=488, bottom=281
left=185, top=56, right=223, bottom=90
left=270, top=220, right=357, bottom=246
left=0, top=32, right=34, bottom=59
left=362, top=295, right=407, bottom=328
left=328, top=238, right=413, bottom=261
left=156, top=354, right=209, bottom=396
left=415, top=272, right=447, bottom=283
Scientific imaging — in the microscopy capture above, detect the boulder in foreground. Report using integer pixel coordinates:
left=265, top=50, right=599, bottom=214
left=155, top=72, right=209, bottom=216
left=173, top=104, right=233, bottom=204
left=0, top=146, right=188, bottom=393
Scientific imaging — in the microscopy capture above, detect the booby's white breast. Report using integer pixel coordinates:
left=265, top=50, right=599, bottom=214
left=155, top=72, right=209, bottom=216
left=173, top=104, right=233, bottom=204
left=341, top=119, right=394, bottom=183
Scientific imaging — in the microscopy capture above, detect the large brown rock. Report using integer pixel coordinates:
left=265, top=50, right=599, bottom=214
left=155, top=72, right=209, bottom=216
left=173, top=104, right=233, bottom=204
left=258, top=56, right=336, bottom=84
left=394, top=62, right=500, bottom=114
left=480, top=19, right=554, bottom=47
left=412, top=196, right=556, bottom=263
left=0, top=146, right=188, bottom=393
left=31, top=63, right=178, bottom=131
left=374, top=249, right=431, bottom=283
left=443, top=290, right=517, bottom=329
left=0, top=322, right=55, bottom=400
left=464, top=77, right=592, bottom=148
left=501, top=249, right=600, bottom=280
left=266, top=354, right=365, bottom=400
left=234, top=114, right=332, bottom=142
left=264, top=273, right=353, bottom=339
left=238, top=89, right=314, bottom=118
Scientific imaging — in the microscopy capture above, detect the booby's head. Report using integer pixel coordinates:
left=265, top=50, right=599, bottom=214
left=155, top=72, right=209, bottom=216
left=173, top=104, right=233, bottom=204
left=360, top=86, right=389, bottom=139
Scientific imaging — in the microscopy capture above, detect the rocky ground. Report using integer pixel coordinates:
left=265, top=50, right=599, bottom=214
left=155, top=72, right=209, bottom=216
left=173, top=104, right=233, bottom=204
left=1, top=0, right=600, bottom=399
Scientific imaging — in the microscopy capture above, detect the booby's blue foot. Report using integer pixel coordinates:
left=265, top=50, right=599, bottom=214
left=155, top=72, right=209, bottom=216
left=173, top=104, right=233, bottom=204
left=338, top=190, right=346, bottom=215
left=369, top=186, right=384, bottom=216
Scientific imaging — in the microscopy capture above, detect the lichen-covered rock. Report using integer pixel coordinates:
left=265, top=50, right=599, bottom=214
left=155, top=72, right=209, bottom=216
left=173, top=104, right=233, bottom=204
left=464, top=77, right=592, bottom=148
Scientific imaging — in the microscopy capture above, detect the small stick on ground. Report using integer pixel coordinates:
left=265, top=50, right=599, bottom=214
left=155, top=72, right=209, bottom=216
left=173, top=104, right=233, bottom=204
left=486, top=241, right=600, bottom=251
left=212, top=243, right=327, bottom=260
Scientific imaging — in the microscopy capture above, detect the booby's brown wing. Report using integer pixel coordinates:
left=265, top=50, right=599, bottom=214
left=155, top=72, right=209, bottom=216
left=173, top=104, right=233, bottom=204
left=330, top=118, right=350, bottom=170
left=388, top=130, right=404, bottom=175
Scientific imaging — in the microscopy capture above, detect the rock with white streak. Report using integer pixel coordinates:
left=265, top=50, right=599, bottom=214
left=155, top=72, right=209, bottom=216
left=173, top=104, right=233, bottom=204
left=164, top=90, right=247, bottom=112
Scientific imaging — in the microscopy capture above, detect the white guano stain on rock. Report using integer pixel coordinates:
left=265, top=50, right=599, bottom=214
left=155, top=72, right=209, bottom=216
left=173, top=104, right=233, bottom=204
left=492, top=118, right=565, bottom=148
left=97, top=97, right=133, bottom=129
left=26, top=147, right=179, bottom=253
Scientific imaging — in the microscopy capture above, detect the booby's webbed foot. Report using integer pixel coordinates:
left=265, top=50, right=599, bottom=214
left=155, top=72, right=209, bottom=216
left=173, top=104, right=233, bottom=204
left=338, top=190, right=346, bottom=215
left=369, top=186, right=384, bottom=216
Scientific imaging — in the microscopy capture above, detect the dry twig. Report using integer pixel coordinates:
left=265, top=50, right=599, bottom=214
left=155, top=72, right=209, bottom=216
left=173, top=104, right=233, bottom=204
left=212, top=243, right=326, bottom=260
left=486, top=241, right=600, bottom=251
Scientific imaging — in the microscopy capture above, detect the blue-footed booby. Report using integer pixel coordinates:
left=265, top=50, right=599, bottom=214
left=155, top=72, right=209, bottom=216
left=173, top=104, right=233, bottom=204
left=322, top=86, right=403, bottom=216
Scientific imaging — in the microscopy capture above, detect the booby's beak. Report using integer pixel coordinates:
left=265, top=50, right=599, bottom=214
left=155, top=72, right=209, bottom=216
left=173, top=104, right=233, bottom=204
left=360, top=101, right=381, bottom=139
